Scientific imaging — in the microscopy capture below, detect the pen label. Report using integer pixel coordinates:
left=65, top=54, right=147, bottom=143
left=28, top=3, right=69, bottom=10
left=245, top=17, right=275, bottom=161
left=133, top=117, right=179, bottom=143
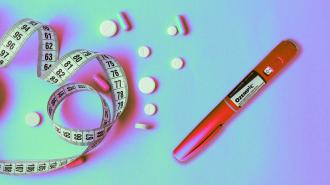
left=228, top=71, right=265, bottom=108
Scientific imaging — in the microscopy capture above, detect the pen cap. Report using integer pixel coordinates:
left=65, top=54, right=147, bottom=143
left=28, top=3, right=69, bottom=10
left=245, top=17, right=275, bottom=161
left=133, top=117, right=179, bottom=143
left=255, top=40, right=298, bottom=82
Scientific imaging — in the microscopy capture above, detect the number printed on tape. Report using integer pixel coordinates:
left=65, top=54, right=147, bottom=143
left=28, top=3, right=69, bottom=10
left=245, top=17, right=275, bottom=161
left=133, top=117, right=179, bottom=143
left=0, top=18, right=129, bottom=175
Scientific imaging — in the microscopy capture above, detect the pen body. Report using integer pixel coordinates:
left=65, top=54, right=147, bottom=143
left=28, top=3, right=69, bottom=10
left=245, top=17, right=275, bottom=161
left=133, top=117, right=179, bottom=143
left=173, top=40, right=298, bottom=162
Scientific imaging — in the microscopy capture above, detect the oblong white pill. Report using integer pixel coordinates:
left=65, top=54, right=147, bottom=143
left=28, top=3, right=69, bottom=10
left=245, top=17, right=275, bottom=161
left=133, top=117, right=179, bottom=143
left=138, top=77, right=156, bottom=94
left=171, top=57, right=185, bottom=70
left=93, top=74, right=110, bottom=92
left=144, top=103, right=157, bottom=116
left=167, top=25, right=178, bottom=36
left=117, top=12, right=132, bottom=31
left=25, top=112, right=41, bottom=127
left=175, top=15, right=189, bottom=35
left=99, top=20, right=118, bottom=37
left=138, top=46, right=151, bottom=58
left=135, top=122, right=151, bottom=130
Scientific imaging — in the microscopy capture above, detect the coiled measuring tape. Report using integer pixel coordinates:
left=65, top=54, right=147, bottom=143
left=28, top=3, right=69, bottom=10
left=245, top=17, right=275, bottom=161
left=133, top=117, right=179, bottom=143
left=0, top=18, right=128, bottom=175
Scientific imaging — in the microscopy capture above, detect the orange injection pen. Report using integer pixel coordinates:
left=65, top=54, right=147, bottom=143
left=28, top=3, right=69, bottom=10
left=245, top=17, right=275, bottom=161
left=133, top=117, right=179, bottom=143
left=173, top=40, right=299, bottom=162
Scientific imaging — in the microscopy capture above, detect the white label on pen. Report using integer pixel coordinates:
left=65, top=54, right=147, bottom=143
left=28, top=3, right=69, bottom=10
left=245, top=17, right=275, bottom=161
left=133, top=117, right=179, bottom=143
left=228, top=71, right=265, bottom=108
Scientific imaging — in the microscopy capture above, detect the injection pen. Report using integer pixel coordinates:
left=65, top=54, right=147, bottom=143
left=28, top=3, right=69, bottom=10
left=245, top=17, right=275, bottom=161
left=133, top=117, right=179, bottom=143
left=173, top=40, right=299, bottom=162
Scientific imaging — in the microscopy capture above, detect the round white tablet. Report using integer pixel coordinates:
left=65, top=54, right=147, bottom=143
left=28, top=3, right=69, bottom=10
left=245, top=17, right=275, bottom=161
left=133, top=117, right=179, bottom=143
left=138, top=77, right=156, bottom=94
left=99, top=20, right=118, bottom=37
left=144, top=103, right=157, bottom=116
left=171, top=57, right=185, bottom=70
left=167, top=25, right=178, bottom=36
left=25, top=112, right=41, bottom=127
left=138, top=46, right=151, bottom=58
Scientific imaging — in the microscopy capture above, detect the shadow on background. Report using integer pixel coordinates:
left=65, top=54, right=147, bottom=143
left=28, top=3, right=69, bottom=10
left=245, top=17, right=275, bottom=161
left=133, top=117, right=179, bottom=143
left=49, top=16, right=76, bottom=53
left=0, top=72, right=12, bottom=120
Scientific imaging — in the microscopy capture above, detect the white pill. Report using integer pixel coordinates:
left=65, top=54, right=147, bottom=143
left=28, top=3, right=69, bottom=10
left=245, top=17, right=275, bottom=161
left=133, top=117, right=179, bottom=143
left=117, top=12, right=132, bottom=31
left=138, top=46, right=151, bottom=58
left=175, top=15, right=189, bottom=35
left=167, top=25, right=178, bottom=36
left=99, top=20, right=118, bottom=37
left=25, top=112, right=41, bottom=127
left=135, top=122, right=151, bottom=130
left=93, top=74, right=110, bottom=92
left=171, top=57, right=185, bottom=70
left=138, top=77, right=156, bottom=94
left=144, top=103, right=157, bottom=116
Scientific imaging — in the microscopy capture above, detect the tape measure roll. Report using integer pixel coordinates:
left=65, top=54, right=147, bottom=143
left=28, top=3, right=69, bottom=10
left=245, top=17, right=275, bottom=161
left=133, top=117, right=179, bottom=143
left=0, top=18, right=128, bottom=175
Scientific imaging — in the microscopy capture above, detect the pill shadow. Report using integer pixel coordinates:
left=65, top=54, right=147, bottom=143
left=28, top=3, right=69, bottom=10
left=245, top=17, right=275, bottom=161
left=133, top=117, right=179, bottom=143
left=176, top=40, right=301, bottom=164
left=152, top=77, right=160, bottom=93
left=119, top=11, right=134, bottom=31
left=178, top=15, right=191, bottom=36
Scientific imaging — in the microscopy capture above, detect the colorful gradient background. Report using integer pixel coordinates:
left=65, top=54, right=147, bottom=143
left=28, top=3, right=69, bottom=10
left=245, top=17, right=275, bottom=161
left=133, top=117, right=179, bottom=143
left=0, top=0, right=328, bottom=184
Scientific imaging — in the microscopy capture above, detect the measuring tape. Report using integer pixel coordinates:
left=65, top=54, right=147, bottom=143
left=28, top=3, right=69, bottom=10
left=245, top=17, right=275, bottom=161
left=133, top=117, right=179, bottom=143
left=0, top=18, right=128, bottom=175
